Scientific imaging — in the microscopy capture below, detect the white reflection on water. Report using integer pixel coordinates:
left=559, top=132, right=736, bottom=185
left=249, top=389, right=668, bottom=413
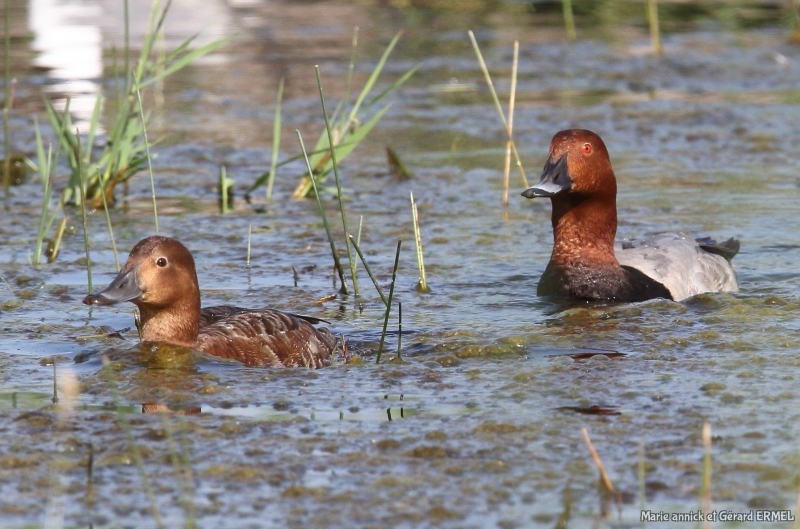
left=26, top=0, right=232, bottom=128
left=28, top=0, right=102, bottom=127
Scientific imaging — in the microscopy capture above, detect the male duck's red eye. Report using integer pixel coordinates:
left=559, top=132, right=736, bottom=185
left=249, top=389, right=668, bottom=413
left=582, top=143, right=592, bottom=154
left=156, top=257, right=168, bottom=267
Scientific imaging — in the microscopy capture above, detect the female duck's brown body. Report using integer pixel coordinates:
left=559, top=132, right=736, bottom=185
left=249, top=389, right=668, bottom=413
left=84, top=236, right=335, bottom=368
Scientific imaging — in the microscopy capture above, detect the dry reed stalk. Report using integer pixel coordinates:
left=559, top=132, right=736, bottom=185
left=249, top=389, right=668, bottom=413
left=648, top=0, right=662, bottom=56
left=502, top=41, right=519, bottom=206
left=701, top=422, right=711, bottom=529
left=581, top=427, right=614, bottom=493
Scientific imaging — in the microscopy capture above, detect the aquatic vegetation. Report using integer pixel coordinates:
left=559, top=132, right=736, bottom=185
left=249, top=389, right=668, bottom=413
left=348, top=234, right=388, bottom=307
left=297, top=130, right=349, bottom=294
left=648, top=0, right=663, bottom=55
left=376, top=239, right=402, bottom=364
left=266, top=78, right=284, bottom=202
left=562, top=0, right=577, bottom=41
left=247, top=31, right=417, bottom=200
left=32, top=119, right=63, bottom=266
left=315, top=65, right=361, bottom=296
left=218, top=165, right=233, bottom=214
left=410, top=191, right=430, bottom=293
left=45, top=0, right=230, bottom=209
left=468, top=31, right=528, bottom=201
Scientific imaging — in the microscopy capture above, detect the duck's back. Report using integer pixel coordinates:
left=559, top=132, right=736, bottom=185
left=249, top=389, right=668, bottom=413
left=196, top=308, right=336, bottom=368
left=615, top=232, right=739, bottom=302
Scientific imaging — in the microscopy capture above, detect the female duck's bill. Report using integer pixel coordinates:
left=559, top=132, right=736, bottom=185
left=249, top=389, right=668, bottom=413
left=522, top=129, right=739, bottom=303
left=84, top=236, right=336, bottom=368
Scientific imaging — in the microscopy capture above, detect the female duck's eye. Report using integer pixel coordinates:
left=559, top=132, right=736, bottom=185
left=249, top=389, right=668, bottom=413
left=582, top=143, right=592, bottom=154
left=156, top=257, right=168, bottom=267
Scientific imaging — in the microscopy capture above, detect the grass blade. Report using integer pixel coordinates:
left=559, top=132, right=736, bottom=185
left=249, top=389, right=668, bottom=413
left=33, top=120, right=52, bottom=266
left=348, top=234, right=387, bottom=307
left=562, top=0, right=577, bottom=41
left=75, top=130, right=92, bottom=293
left=297, top=130, right=348, bottom=295
left=376, top=238, right=401, bottom=364
left=135, top=83, right=159, bottom=234
left=409, top=191, right=429, bottom=293
left=316, top=66, right=359, bottom=296
left=138, top=35, right=232, bottom=89
left=266, top=78, right=284, bottom=202
left=347, top=31, right=401, bottom=124
left=365, top=63, right=420, bottom=110
left=648, top=0, right=662, bottom=56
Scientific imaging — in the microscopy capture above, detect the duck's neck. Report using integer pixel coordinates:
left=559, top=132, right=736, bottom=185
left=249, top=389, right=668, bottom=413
left=136, top=297, right=200, bottom=348
left=549, top=193, right=619, bottom=270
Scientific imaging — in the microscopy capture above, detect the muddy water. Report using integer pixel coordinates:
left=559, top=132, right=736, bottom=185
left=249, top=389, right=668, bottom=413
left=2, top=0, right=800, bottom=527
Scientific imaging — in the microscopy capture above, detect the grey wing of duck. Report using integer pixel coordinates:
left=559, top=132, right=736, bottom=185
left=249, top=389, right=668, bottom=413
left=197, top=309, right=336, bottom=368
left=615, top=232, right=738, bottom=302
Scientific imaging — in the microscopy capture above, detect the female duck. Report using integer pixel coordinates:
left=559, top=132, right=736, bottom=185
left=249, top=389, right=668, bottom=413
left=522, top=129, right=739, bottom=302
left=83, top=236, right=336, bottom=367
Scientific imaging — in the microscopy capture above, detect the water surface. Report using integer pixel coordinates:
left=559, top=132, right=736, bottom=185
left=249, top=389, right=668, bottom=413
left=2, top=0, right=800, bottom=527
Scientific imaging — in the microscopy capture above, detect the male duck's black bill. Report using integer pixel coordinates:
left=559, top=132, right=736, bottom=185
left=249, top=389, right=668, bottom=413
left=83, top=265, right=142, bottom=306
left=522, top=152, right=571, bottom=198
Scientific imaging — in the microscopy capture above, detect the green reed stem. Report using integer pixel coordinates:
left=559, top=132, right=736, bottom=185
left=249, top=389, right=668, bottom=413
left=396, top=302, right=402, bottom=360
left=93, top=88, right=119, bottom=270
left=562, top=0, right=577, bottom=41
left=219, top=165, right=231, bottom=214
left=246, top=222, right=252, bottom=268
left=266, top=77, right=283, bottom=202
left=376, top=238, right=401, bottom=364
left=33, top=120, right=52, bottom=266
left=467, top=31, right=528, bottom=188
left=315, top=66, right=359, bottom=296
left=648, top=0, right=662, bottom=56
left=51, top=359, right=58, bottom=404
left=136, top=83, right=159, bottom=234
left=76, top=131, right=93, bottom=293
left=101, top=356, right=164, bottom=529
left=3, top=0, right=11, bottom=198
left=409, top=191, right=429, bottom=293
left=297, top=130, right=348, bottom=294
left=353, top=214, right=363, bottom=275
left=348, top=234, right=387, bottom=307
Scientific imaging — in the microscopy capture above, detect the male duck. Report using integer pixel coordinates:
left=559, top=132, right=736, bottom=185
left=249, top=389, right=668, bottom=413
left=522, top=129, right=739, bottom=302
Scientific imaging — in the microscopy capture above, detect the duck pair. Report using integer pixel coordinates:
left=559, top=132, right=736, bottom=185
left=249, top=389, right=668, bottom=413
left=84, top=129, right=739, bottom=368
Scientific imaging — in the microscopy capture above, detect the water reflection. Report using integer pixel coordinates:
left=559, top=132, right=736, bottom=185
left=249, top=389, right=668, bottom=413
left=26, top=0, right=232, bottom=127
left=28, top=0, right=102, bottom=125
